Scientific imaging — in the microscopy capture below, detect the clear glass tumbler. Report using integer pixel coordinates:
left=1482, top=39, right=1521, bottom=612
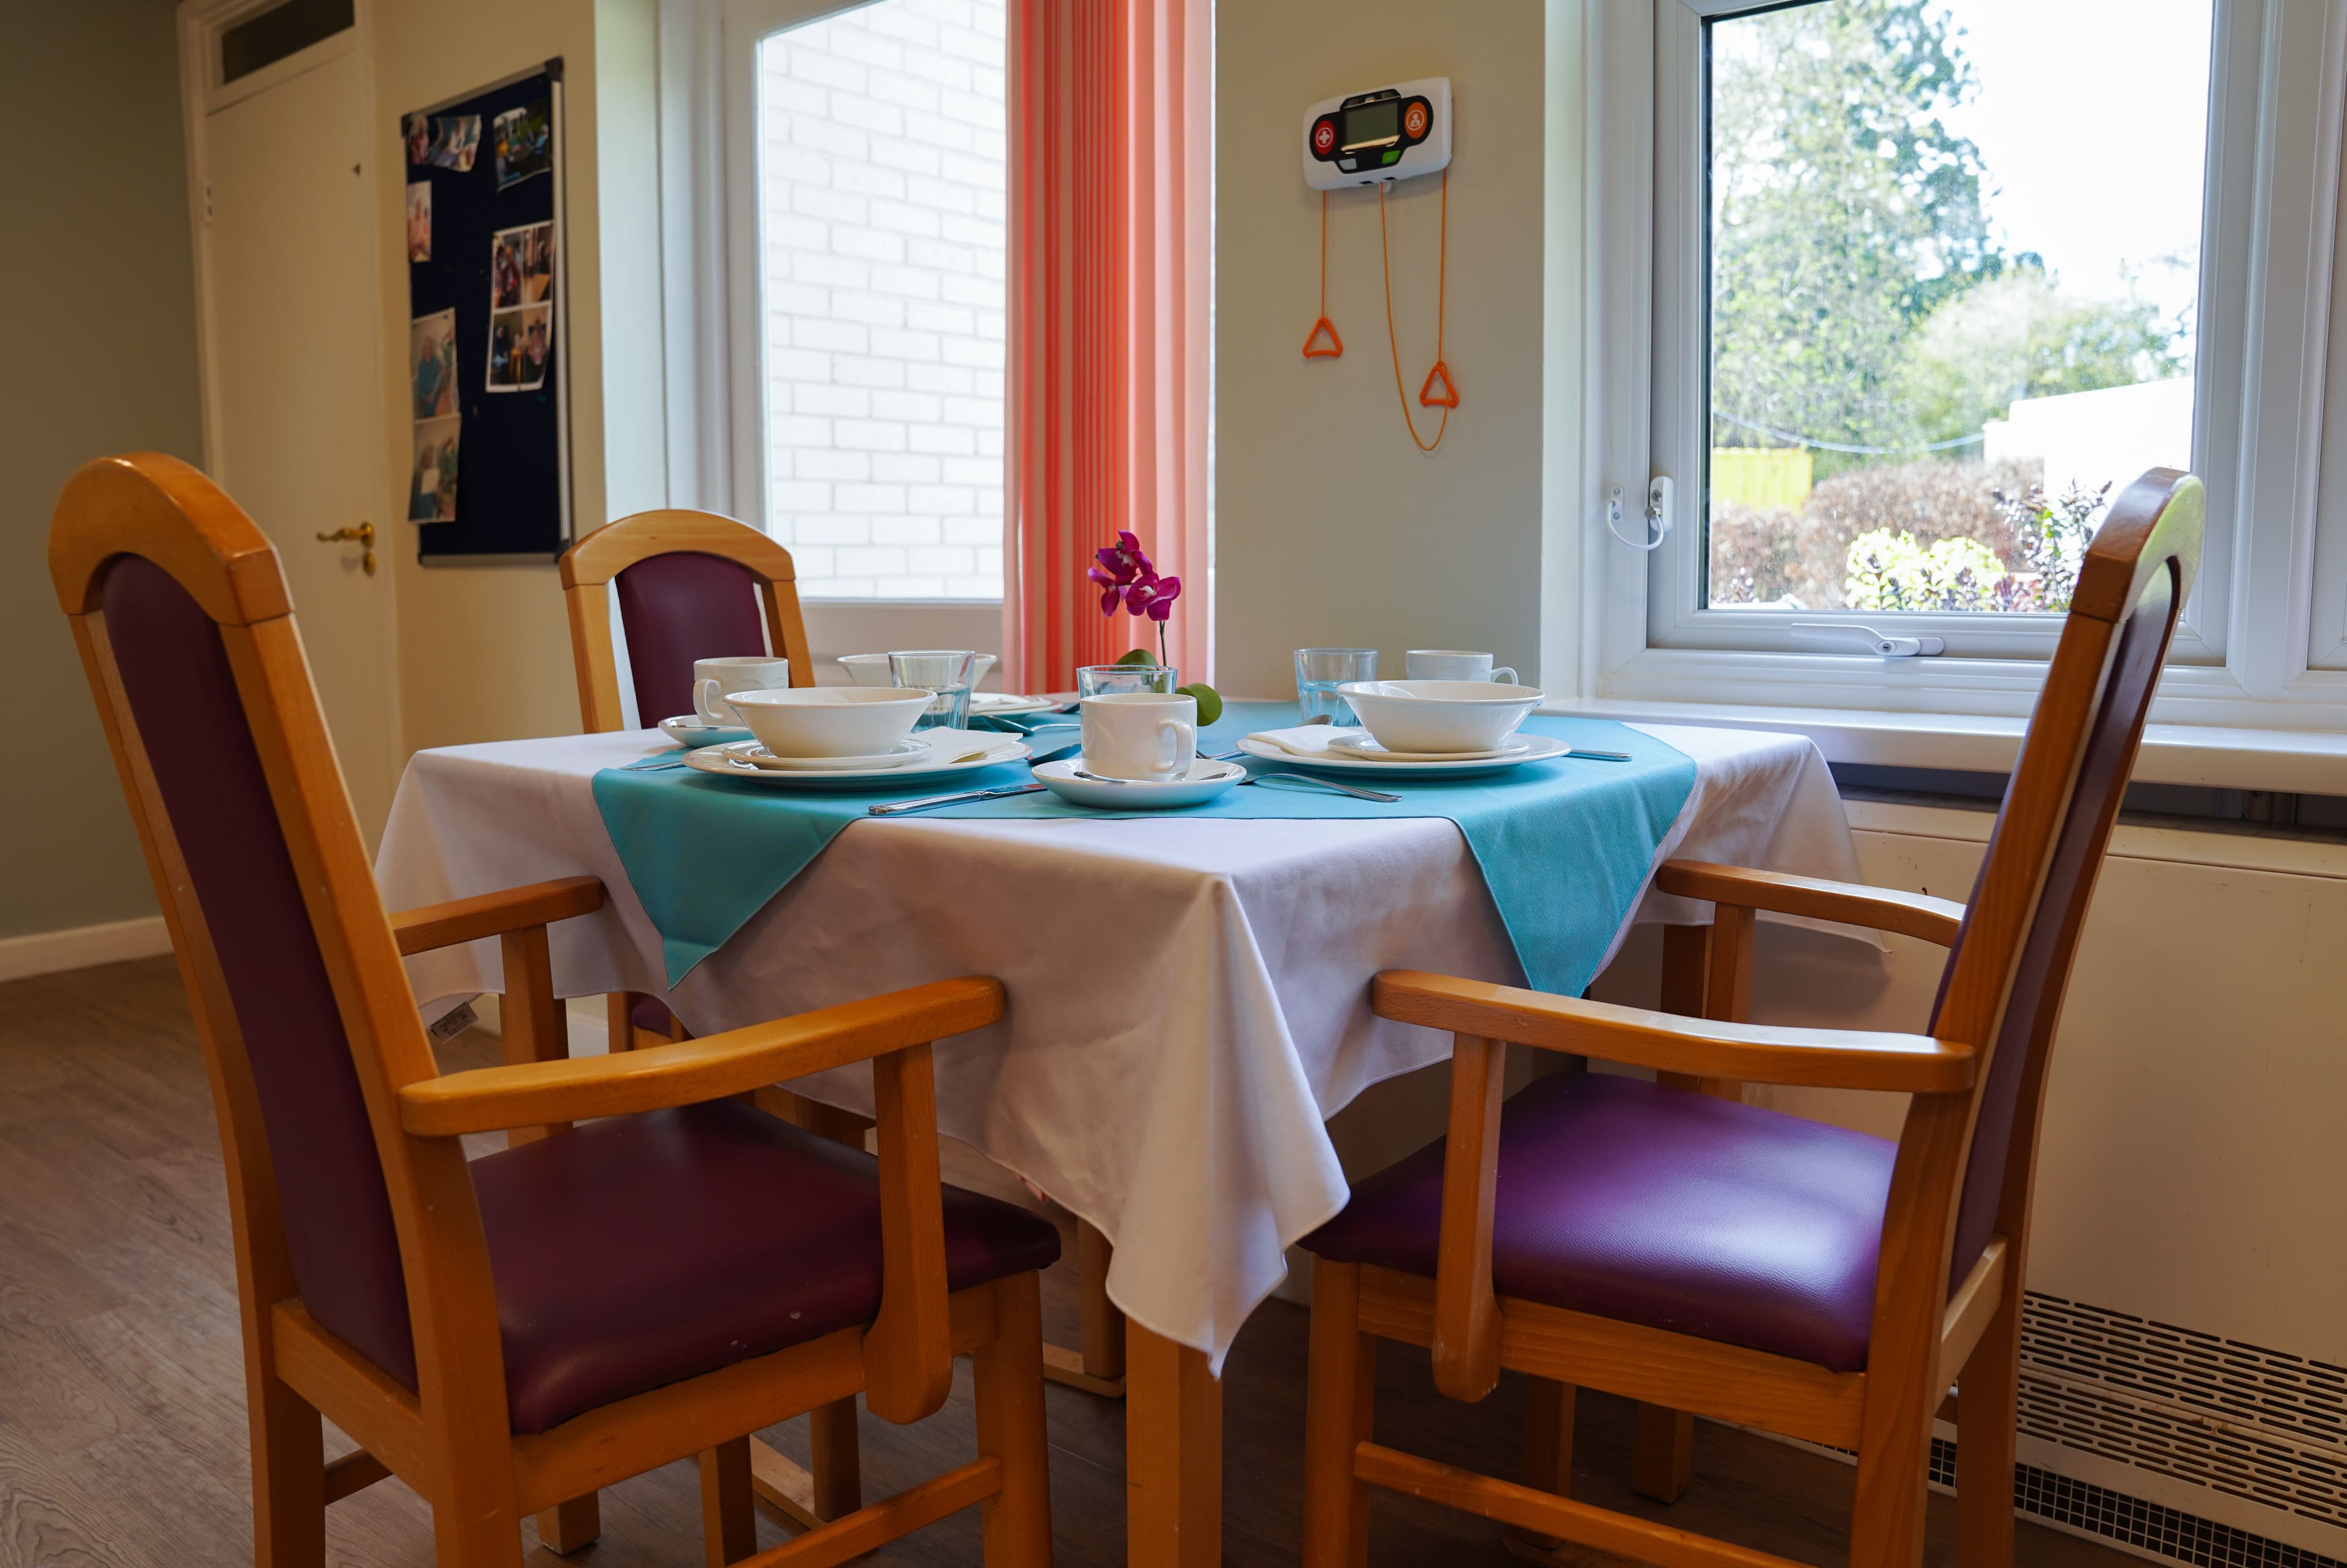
left=1294, top=648, right=1378, bottom=724
left=1076, top=663, right=1179, bottom=698
left=888, top=649, right=976, bottom=730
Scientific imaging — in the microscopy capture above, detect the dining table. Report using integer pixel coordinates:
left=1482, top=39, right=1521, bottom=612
left=375, top=700, right=1870, bottom=1567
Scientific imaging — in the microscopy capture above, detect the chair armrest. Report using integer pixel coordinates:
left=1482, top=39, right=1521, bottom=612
left=1653, top=860, right=1964, bottom=948
left=397, top=976, right=1004, bottom=1135
left=1372, top=971, right=1975, bottom=1094
left=388, top=876, right=607, bottom=956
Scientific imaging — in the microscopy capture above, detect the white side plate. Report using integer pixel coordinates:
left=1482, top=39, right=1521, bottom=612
left=1034, top=757, right=1246, bottom=809
left=1234, top=732, right=1574, bottom=779
left=686, top=735, right=1029, bottom=787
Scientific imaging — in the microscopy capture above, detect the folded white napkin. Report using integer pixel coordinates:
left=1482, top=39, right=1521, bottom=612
left=1243, top=724, right=1358, bottom=757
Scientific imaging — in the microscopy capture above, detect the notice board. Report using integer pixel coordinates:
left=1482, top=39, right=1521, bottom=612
left=400, top=61, right=571, bottom=563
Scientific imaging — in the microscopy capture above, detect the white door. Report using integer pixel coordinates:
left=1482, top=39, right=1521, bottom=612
left=183, top=5, right=399, bottom=840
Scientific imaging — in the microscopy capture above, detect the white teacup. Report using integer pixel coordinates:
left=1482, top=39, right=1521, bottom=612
left=693, top=656, right=790, bottom=725
left=1080, top=692, right=1197, bottom=782
left=1405, top=649, right=1518, bottom=684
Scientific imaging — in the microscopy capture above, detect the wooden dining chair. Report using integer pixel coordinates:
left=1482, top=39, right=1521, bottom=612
left=51, top=453, right=1057, bottom=1568
left=557, top=508, right=1133, bottom=1414
left=1299, top=467, right=2203, bottom=1568
left=557, top=508, right=816, bottom=1052
left=558, top=507, right=883, bottom=1528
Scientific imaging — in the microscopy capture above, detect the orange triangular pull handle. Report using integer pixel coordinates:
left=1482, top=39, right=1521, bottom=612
left=1418, top=361, right=1459, bottom=407
left=1302, top=317, right=1344, bottom=359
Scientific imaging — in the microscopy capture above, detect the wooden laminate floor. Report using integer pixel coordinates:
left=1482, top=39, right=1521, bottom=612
left=0, top=957, right=2133, bottom=1568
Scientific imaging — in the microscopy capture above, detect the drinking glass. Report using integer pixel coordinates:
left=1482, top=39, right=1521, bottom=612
left=1077, top=663, right=1179, bottom=698
left=888, top=649, right=976, bottom=730
left=1294, top=648, right=1378, bottom=724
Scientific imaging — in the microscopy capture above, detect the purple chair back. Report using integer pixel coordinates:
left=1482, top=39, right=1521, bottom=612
left=1931, top=470, right=2200, bottom=1292
left=96, top=554, right=418, bottom=1388
left=613, top=551, right=769, bottom=726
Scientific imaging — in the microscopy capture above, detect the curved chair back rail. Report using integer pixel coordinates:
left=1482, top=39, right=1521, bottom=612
left=558, top=508, right=816, bottom=733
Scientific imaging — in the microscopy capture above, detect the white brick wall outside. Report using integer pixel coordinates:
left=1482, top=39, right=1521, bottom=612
left=757, top=0, right=1007, bottom=599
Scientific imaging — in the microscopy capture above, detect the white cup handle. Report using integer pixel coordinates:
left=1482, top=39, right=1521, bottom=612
left=1156, top=719, right=1196, bottom=778
left=1490, top=666, right=1518, bottom=684
left=695, top=677, right=731, bottom=726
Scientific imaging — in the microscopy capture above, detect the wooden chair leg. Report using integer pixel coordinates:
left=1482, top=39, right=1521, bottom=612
left=1045, top=1220, right=1128, bottom=1398
left=1502, top=1377, right=1576, bottom=1558
left=809, top=1398, right=862, bottom=1520
left=972, top=1271, right=1053, bottom=1568
left=608, top=991, right=641, bottom=1051
left=1956, top=1281, right=2024, bottom=1567
left=1302, top=1258, right=1374, bottom=1568
left=1851, top=1398, right=1934, bottom=1568
left=699, top=1438, right=758, bottom=1566
left=250, top=1367, right=327, bottom=1568
left=534, top=1497, right=600, bottom=1554
left=1629, top=1404, right=1695, bottom=1504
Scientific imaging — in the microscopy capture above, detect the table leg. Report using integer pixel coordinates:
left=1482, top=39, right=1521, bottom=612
left=1045, top=1221, right=1127, bottom=1398
left=1126, top=1324, right=1221, bottom=1568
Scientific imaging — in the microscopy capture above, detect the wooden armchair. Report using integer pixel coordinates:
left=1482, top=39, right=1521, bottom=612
left=557, top=509, right=1131, bottom=1418
left=557, top=508, right=815, bottom=1052
left=1300, top=467, right=2204, bottom=1568
left=52, top=455, right=1056, bottom=1568
left=558, top=508, right=876, bottom=1527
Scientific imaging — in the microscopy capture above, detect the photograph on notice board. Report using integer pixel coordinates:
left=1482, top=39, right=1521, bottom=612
left=405, top=181, right=432, bottom=262
left=408, top=416, right=460, bottom=522
left=424, top=114, right=479, bottom=172
left=403, top=113, right=432, bottom=166
left=490, top=221, right=553, bottom=309
left=409, top=309, right=457, bottom=418
left=487, top=304, right=551, bottom=392
left=493, top=101, right=552, bottom=189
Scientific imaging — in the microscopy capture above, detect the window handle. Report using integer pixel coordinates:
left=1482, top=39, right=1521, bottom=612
left=1788, top=622, right=1945, bottom=658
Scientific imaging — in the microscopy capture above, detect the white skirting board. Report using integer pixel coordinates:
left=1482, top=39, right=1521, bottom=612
left=454, top=992, right=614, bottom=1056
left=0, top=916, right=172, bottom=983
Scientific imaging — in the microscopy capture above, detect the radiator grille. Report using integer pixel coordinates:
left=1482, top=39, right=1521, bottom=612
left=2019, top=1292, right=2347, bottom=1536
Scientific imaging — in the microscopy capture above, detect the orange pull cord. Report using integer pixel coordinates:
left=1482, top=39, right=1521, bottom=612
left=1379, top=169, right=1454, bottom=452
left=1302, top=189, right=1343, bottom=358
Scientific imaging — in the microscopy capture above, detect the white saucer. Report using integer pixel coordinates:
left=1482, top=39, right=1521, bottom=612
left=1328, top=731, right=1535, bottom=763
left=969, top=692, right=1060, bottom=717
left=1235, top=731, right=1575, bottom=779
left=738, top=738, right=930, bottom=771
left=659, top=715, right=752, bottom=748
left=686, top=735, right=1029, bottom=787
left=1033, top=757, right=1246, bottom=809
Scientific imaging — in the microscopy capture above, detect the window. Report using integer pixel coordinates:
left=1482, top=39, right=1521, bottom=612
left=1574, top=0, right=2347, bottom=736
left=1702, top=2, right=2208, bottom=620
left=751, top=0, right=1007, bottom=599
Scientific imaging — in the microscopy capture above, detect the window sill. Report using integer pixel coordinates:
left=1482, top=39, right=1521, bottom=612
left=1548, top=696, right=2347, bottom=794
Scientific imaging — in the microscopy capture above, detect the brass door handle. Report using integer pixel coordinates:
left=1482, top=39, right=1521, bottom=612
left=317, top=522, right=378, bottom=576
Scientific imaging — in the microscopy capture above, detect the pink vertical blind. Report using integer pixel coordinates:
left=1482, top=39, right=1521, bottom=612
left=1003, top=0, right=1210, bottom=691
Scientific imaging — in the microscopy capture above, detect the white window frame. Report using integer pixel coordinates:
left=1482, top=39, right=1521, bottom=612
left=1562, top=0, right=2347, bottom=742
left=656, top=0, right=1008, bottom=670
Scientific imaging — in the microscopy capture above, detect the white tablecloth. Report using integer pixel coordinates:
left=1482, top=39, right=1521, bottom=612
left=376, top=722, right=1860, bottom=1367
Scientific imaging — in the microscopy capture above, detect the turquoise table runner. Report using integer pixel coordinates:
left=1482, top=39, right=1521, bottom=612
left=593, top=702, right=1696, bottom=992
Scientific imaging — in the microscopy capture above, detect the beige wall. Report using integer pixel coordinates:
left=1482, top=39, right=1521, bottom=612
left=371, top=0, right=665, bottom=757
left=1213, top=1, right=1550, bottom=699
left=0, top=1, right=205, bottom=939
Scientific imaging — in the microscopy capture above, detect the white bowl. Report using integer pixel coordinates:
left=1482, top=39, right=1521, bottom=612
left=1335, top=680, right=1545, bottom=754
left=727, top=686, right=936, bottom=758
left=837, top=652, right=997, bottom=689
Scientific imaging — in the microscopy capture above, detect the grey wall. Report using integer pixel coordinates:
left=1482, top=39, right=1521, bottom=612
left=0, top=1, right=205, bottom=938
left=1213, top=1, right=1549, bottom=698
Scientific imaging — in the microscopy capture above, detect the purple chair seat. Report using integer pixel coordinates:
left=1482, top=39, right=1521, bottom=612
left=630, top=995, right=680, bottom=1038
left=472, top=1100, right=1061, bottom=1433
left=1302, top=1072, right=1897, bottom=1372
